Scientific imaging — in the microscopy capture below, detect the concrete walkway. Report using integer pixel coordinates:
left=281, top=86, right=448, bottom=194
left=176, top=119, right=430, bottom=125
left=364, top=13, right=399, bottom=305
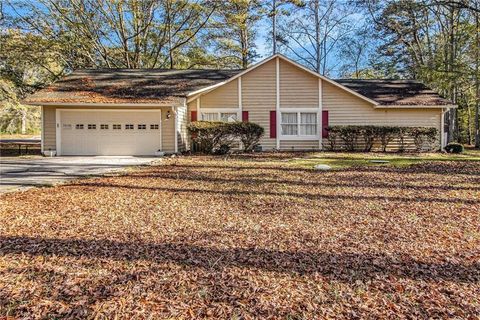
left=0, top=156, right=160, bottom=193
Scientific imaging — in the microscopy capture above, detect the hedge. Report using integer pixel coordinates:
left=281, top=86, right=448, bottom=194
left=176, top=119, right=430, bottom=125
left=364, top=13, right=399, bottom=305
left=187, top=121, right=264, bottom=154
left=326, top=125, right=438, bottom=152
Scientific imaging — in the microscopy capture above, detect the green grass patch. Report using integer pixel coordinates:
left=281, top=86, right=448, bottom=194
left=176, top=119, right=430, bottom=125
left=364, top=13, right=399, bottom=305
left=288, top=149, right=480, bottom=169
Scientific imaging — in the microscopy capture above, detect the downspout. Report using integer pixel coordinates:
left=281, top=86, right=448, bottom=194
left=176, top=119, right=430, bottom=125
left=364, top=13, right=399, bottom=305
left=173, top=105, right=178, bottom=153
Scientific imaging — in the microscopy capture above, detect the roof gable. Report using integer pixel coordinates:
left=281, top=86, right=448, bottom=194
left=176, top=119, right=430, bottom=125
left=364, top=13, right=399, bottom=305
left=188, top=54, right=380, bottom=106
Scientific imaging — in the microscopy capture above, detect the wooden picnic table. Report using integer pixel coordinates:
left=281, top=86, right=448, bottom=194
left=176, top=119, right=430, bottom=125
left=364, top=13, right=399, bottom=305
left=0, top=139, right=41, bottom=155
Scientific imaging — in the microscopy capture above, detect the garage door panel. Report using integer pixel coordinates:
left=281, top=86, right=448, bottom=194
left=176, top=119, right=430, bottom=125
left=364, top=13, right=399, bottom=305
left=60, top=110, right=161, bottom=156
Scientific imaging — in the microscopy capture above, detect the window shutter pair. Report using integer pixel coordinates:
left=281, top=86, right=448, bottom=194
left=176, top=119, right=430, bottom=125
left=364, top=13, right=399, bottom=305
left=191, top=111, right=249, bottom=122
left=269, top=110, right=329, bottom=138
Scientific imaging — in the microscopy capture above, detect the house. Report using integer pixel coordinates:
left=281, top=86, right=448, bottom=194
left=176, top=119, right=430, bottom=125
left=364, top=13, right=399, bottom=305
left=24, top=54, right=455, bottom=156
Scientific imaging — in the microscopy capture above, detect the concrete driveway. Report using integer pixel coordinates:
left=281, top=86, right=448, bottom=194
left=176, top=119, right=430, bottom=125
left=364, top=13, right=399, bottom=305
left=0, top=156, right=160, bottom=193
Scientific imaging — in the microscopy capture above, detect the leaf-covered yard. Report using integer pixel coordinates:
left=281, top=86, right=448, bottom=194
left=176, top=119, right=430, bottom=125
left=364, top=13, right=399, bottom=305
left=1, top=154, right=479, bottom=319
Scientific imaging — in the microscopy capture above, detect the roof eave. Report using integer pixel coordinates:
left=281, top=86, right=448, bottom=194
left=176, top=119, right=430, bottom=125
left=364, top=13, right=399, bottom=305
left=374, top=104, right=457, bottom=109
left=22, top=101, right=181, bottom=107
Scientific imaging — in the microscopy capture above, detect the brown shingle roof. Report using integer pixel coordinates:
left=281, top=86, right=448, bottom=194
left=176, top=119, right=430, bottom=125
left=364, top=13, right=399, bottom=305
left=25, top=69, right=243, bottom=105
left=334, top=79, right=453, bottom=106
left=25, top=67, right=453, bottom=107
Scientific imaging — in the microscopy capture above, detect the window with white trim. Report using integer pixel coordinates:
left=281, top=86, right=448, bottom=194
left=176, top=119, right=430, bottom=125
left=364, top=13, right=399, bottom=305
left=100, top=124, right=109, bottom=130
left=87, top=124, right=96, bottom=130
left=125, top=124, right=134, bottom=130
left=220, top=113, right=237, bottom=122
left=113, top=124, right=121, bottom=130
left=281, top=112, right=318, bottom=137
left=150, top=124, right=159, bottom=130
left=201, top=111, right=238, bottom=122
left=75, top=124, right=84, bottom=129
left=137, top=124, right=146, bottom=130
left=201, top=112, right=219, bottom=121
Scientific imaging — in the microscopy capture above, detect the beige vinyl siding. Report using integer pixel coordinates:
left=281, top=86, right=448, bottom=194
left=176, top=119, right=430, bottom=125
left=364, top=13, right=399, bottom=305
left=242, top=59, right=277, bottom=149
left=280, top=140, right=319, bottom=151
left=201, top=79, right=238, bottom=108
left=161, top=109, right=175, bottom=152
left=43, top=106, right=56, bottom=151
left=176, top=104, right=188, bottom=151
left=322, top=81, right=442, bottom=150
left=279, top=59, right=318, bottom=108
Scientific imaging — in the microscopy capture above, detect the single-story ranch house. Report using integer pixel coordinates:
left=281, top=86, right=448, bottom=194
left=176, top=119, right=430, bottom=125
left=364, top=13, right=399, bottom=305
left=25, top=54, right=456, bottom=156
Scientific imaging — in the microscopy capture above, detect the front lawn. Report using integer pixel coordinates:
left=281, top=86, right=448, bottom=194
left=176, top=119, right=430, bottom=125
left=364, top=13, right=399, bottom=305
left=0, top=153, right=479, bottom=318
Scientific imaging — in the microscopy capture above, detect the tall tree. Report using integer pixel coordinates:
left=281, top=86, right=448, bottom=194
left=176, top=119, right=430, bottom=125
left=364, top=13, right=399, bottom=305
left=209, top=0, right=263, bottom=68
left=277, top=0, right=356, bottom=75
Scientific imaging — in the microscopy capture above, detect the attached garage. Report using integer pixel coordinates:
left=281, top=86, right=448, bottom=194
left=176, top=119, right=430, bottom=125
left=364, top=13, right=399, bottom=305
left=58, top=109, right=162, bottom=156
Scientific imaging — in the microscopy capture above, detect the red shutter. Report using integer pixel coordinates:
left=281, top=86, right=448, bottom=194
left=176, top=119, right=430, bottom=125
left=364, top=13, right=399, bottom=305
left=242, top=111, right=249, bottom=122
left=322, top=110, right=329, bottom=138
left=191, top=111, right=197, bottom=122
left=270, top=111, right=277, bottom=138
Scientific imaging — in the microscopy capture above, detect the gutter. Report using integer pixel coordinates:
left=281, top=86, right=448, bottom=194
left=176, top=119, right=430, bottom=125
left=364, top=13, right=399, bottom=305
left=374, top=104, right=457, bottom=109
left=21, top=101, right=181, bottom=107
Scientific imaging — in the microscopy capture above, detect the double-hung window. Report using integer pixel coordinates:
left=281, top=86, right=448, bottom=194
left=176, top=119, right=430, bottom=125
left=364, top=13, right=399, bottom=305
left=280, top=112, right=318, bottom=138
left=201, top=110, right=238, bottom=122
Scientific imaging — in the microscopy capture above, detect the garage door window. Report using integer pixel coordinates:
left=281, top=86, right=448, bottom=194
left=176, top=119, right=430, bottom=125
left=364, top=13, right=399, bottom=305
left=125, top=124, right=134, bottom=130
left=63, top=124, right=72, bottom=130
left=150, top=124, right=159, bottom=130
left=113, top=124, right=121, bottom=130
left=138, top=124, right=146, bottom=130
left=88, top=124, right=96, bottom=130
left=76, top=124, right=84, bottom=129
left=100, top=124, right=109, bottom=130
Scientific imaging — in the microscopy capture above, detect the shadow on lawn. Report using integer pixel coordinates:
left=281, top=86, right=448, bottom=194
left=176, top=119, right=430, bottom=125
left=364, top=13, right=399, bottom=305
left=1, top=236, right=479, bottom=283
left=169, top=161, right=480, bottom=176
left=125, top=170, right=480, bottom=192
left=73, top=182, right=479, bottom=205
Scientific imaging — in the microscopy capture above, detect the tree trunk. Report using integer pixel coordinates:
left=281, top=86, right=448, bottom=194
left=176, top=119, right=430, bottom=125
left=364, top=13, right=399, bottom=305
left=314, top=0, right=321, bottom=73
left=475, top=4, right=480, bottom=148
left=272, top=0, right=277, bottom=55
left=21, top=109, right=27, bottom=134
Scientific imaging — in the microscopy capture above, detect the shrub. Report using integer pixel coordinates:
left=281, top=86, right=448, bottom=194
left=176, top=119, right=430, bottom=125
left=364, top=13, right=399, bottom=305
left=376, top=126, right=400, bottom=152
left=397, top=127, right=410, bottom=153
left=325, top=126, right=340, bottom=151
left=359, top=126, right=377, bottom=152
left=337, top=125, right=362, bottom=151
left=445, top=142, right=464, bottom=153
left=187, top=121, right=236, bottom=154
left=410, top=127, right=438, bottom=151
left=236, top=122, right=265, bottom=152
left=187, top=121, right=264, bottom=154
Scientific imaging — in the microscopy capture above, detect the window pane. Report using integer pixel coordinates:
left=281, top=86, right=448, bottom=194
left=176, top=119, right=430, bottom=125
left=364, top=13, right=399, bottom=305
left=150, top=124, right=159, bottom=130
left=300, top=124, right=317, bottom=135
left=113, top=124, right=121, bottom=130
left=220, top=113, right=237, bottom=122
left=202, top=113, right=218, bottom=121
left=88, top=124, right=96, bottom=130
left=300, top=113, right=317, bottom=124
left=100, top=124, right=109, bottom=130
left=281, top=113, right=297, bottom=124
left=76, top=124, right=84, bottom=129
left=125, top=124, right=134, bottom=130
left=138, top=124, right=146, bottom=130
left=282, top=124, right=298, bottom=135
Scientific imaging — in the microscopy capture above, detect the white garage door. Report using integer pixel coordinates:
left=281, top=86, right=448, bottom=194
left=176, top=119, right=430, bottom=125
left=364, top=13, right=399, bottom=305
left=59, top=110, right=162, bottom=156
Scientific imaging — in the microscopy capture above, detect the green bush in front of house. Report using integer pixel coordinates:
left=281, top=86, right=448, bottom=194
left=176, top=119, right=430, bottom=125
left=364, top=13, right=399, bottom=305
left=444, top=142, right=464, bottom=153
left=187, top=121, right=264, bottom=154
left=326, top=125, right=438, bottom=152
